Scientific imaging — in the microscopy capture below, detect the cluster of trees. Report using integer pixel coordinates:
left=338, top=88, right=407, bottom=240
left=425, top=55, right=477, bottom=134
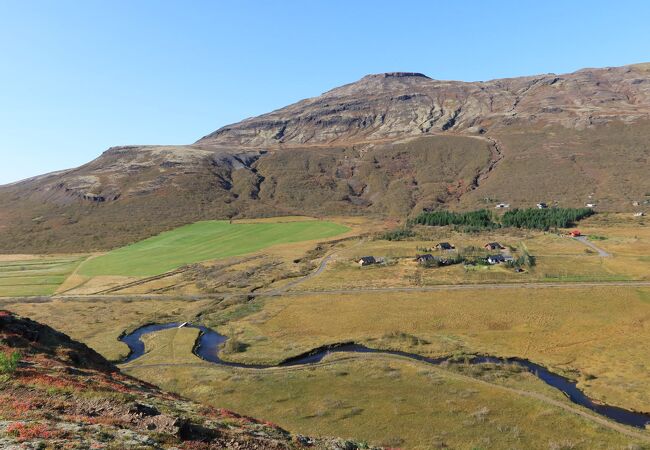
left=410, top=210, right=496, bottom=229
left=501, top=208, right=594, bottom=230
left=506, top=250, right=536, bottom=269
left=409, top=207, right=593, bottom=232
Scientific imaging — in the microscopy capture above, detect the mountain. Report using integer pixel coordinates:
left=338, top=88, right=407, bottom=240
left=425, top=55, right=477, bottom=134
left=198, top=65, right=650, bottom=146
left=0, top=310, right=380, bottom=449
left=1, top=63, right=650, bottom=253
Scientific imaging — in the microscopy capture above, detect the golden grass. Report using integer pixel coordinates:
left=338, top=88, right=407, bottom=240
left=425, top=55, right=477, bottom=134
left=4, top=298, right=214, bottom=361
left=123, top=328, right=645, bottom=450
left=225, top=287, right=650, bottom=413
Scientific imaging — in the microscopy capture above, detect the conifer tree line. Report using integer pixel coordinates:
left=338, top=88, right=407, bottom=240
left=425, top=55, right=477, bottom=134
left=410, top=208, right=593, bottom=231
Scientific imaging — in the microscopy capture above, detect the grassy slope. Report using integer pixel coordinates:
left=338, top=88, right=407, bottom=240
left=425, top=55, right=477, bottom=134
left=0, top=312, right=373, bottom=450
left=78, top=220, right=349, bottom=277
left=5, top=298, right=216, bottom=361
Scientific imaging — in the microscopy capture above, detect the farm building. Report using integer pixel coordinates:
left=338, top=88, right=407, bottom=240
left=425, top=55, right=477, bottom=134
left=495, top=203, right=510, bottom=209
left=484, top=242, right=505, bottom=250
left=487, top=254, right=506, bottom=264
left=415, top=254, right=435, bottom=264
left=570, top=230, right=581, bottom=237
left=536, top=202, right=548, bottom=209
left=435, top=242, right=455, bottom=250
left=358, top=256, right=377, bottom=266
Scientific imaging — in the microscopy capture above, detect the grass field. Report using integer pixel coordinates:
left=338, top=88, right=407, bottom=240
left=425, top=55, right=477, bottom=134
left=122, top=327, right=646, bottom=449
left=78, top=219, right=350, bottom=277
left=223, top=287, right=650, bottom=413
left=4, top=297, right=215, bottom=360
left=0, top=255, right=86, bottom=297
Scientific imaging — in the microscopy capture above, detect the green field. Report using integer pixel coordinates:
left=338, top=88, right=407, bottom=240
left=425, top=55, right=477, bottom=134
left=0, top=256, right=86, bottom=297
left=78, top=220, right=350, bottom=277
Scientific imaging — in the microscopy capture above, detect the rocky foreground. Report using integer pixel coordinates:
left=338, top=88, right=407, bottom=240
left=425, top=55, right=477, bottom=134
left=0, top=311, right=382, bottom=449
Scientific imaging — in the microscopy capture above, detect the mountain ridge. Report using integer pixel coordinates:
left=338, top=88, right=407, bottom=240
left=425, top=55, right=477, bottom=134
left=198, top=62, right=650, bottom=147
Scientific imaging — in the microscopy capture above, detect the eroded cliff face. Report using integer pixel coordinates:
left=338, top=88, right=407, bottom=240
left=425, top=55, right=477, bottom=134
left=197, top=64, right=650, bottom=147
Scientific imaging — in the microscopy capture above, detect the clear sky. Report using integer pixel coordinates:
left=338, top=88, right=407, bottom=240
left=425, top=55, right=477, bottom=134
left=1, top=0, right=649, bottom=184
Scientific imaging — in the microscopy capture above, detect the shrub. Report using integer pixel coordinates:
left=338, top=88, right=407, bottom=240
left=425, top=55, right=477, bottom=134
left=0, top=350, right=21, bottom=375
left=223, top=338, right=247, bottom=353
left=380, top=228, right=415, bottom=241
left=6, top=422, right=54, bottom=441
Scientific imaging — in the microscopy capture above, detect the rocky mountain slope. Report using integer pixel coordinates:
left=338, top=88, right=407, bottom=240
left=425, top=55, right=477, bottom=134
left=1, top=63, right=649, bottom=252
left=0, top=310, right=380, bottom=449
left=199, top=64, right=650, bottom=146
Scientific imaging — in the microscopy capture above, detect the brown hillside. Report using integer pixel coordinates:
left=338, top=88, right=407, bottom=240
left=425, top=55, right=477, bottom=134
left=1, top=63, right=649, bottom=252
left=0, top=311, right=380, bottom=449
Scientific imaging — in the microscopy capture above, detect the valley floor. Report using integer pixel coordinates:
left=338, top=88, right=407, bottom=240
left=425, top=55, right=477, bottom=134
left=2, top=214, right=650, bottom=449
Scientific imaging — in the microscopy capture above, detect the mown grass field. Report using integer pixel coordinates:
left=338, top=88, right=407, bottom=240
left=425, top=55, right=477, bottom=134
left=78, top=219, right=350, bottom=277
left=0, top=255, right=86, bottom=297
left=122, top=327, right=646, bottom=450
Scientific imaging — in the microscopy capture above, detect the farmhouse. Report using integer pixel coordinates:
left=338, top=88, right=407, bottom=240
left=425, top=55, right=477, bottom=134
left=487, top=254, right=506, bottom=264
left=415, top=254, right=435, bottom=264
left=358, top=256, right=376, bottom=266
left=436, top=242, right=455, bottom=250
left=570, top=230, right=581, bottom=237
left=484, top=242, right=505, bottom=250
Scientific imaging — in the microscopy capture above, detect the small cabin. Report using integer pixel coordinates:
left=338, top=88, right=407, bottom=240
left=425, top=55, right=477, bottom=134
left=484, top=242, right=505, bottom=251
left=415, top=254, right=435, bottom=264
left=358, top=256, right=377, bottom=266
left=487, top=254, right=506, bottom=265
left=436, top=242, right=455, bottom=251
left=570, top=230, right=581, bottom=237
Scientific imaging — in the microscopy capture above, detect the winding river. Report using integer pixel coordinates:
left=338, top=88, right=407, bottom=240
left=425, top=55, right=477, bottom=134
left=120, top=322, right=650, bottom=429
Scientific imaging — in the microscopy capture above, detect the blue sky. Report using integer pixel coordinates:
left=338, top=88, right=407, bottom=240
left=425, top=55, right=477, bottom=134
left=1, top=0, right=649, bottom=184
